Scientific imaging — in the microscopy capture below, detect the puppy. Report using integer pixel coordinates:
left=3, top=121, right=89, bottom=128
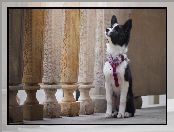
left=103, top=15, right=135, bottom=118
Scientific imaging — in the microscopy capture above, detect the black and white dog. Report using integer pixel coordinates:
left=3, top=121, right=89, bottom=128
left=103, top=15, right=135, bottom=118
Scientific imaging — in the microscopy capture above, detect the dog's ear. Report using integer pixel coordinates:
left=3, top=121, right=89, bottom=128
left=111, top=15, right=117, bottom=26
left=123, top=19, right=132, bottom=33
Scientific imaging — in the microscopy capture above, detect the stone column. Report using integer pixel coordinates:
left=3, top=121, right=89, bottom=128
left=8, top=9, right=24, bottom=123
left=22, top=9, right=44, bottom=120
left=40, top=9, right=64, bottom=118
left=60, top=9, right=80, bottom=117
left=78, top=9, right=96, bottom=115
left=91, top=9, right=107, bottom=113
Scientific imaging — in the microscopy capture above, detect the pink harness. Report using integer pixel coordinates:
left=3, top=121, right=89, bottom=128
left=106, top=53, right=128, bottom=87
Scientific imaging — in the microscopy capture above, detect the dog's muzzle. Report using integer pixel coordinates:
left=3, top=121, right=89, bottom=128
left=106, top=28, right=110, bottom=33
left=105, top=28, right=111, bottom=37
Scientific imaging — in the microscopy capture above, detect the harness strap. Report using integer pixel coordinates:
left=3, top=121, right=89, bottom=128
left=112, top=63, right=119, bottom=87
left=106, top=54, right=128, bottom=87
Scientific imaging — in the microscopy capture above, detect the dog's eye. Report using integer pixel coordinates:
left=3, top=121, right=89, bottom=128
left=114, top=26, right=119, bottom=31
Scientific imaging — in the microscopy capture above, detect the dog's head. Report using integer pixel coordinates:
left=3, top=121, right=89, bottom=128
left=105, top=15, right=132, bottom=47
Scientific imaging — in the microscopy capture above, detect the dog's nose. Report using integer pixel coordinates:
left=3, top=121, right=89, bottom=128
left=106, top=28, right=109, bottom=33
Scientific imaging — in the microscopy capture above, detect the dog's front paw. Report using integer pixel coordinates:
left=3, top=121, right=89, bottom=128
left=112, top=111, right=118, bottom=118
left=117, top=112, right=124, bottom=118
left=117, top=112, right=131, bottom=118
left=105, top=113, right=112, bottom=118
left=124, top=112, right=130, bottom=118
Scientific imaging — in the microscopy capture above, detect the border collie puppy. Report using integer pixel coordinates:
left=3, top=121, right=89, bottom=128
left=103, top=15, right=135, bottom=118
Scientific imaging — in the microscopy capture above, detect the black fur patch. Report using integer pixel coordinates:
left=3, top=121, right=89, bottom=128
left=111, top=15, right=117, bottom=26
left=124, top=65, right=135, bottom=116
left=106, top=15, right=132, bottom=47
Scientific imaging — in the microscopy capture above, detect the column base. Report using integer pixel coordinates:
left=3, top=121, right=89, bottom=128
left=23, top=104, right=43, bottom=120
left=60, top=102, right=80, bottom=117
left=44, top=102, right=61, bottom=118
left=9, top=105, right=23, bottom=123
left=92, top=95, right=106, bottom=113
left=79, top=99, right=94, bottom=115
left=134, top=96, right=142, bottom=109
left=40, top=84, right=62, bottom=118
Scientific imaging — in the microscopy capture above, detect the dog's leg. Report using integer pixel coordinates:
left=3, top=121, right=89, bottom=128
left=117, top=81, right=129, bottom=118
left=105, top=82, right=113, bottom=118
left=112, top=95, right=118, bottom=117
left=125, top=95, right=135, bottom=117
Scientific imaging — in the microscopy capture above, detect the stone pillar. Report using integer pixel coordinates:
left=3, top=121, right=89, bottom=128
left=91, top=9, right=107, bottom=113
left=8, top=9, right=24, bottom=123
left=22, top=9, right=44, bottom=120
left=60, top=9, right=80, bottom=117
left=78, top=9, right=96, bottom=115
left=40, top=9, right=64, bottom=118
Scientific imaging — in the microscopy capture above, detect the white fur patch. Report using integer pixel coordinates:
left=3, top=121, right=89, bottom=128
left=112, top=23, right=119, bottom=28
left=106, top=43, right=128, bottom=58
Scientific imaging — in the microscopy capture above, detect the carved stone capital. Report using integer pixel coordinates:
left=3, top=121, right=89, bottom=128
left=60, top=84, right=80, bottom=116
left=78, top=84, right=94, bottom=101
left=23, top=85, right=43, bottom=120
left=9, top=85, right=23, bottom=123
left=40, top=84, right=61, bottom=118
left=61, top=84, right=77, bottom=102
left=78, top=84, right=94, bottom=115
left=9, top=85, right=23, bottom=106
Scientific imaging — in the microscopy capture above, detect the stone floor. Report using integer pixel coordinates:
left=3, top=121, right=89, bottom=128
left=24, top=106, right=166, bottom=124
left=3, top=112, right=174, bottom=132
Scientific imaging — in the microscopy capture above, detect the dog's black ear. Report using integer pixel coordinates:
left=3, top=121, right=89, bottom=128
left=111, top=15, right=117, bottom=26
left=123, top=19, right=132, bottom=33
left=123, top=19, right=132, bottom=32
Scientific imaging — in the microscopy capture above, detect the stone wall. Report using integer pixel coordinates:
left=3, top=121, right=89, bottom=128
left=129, top=9, right=166, bottom=96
